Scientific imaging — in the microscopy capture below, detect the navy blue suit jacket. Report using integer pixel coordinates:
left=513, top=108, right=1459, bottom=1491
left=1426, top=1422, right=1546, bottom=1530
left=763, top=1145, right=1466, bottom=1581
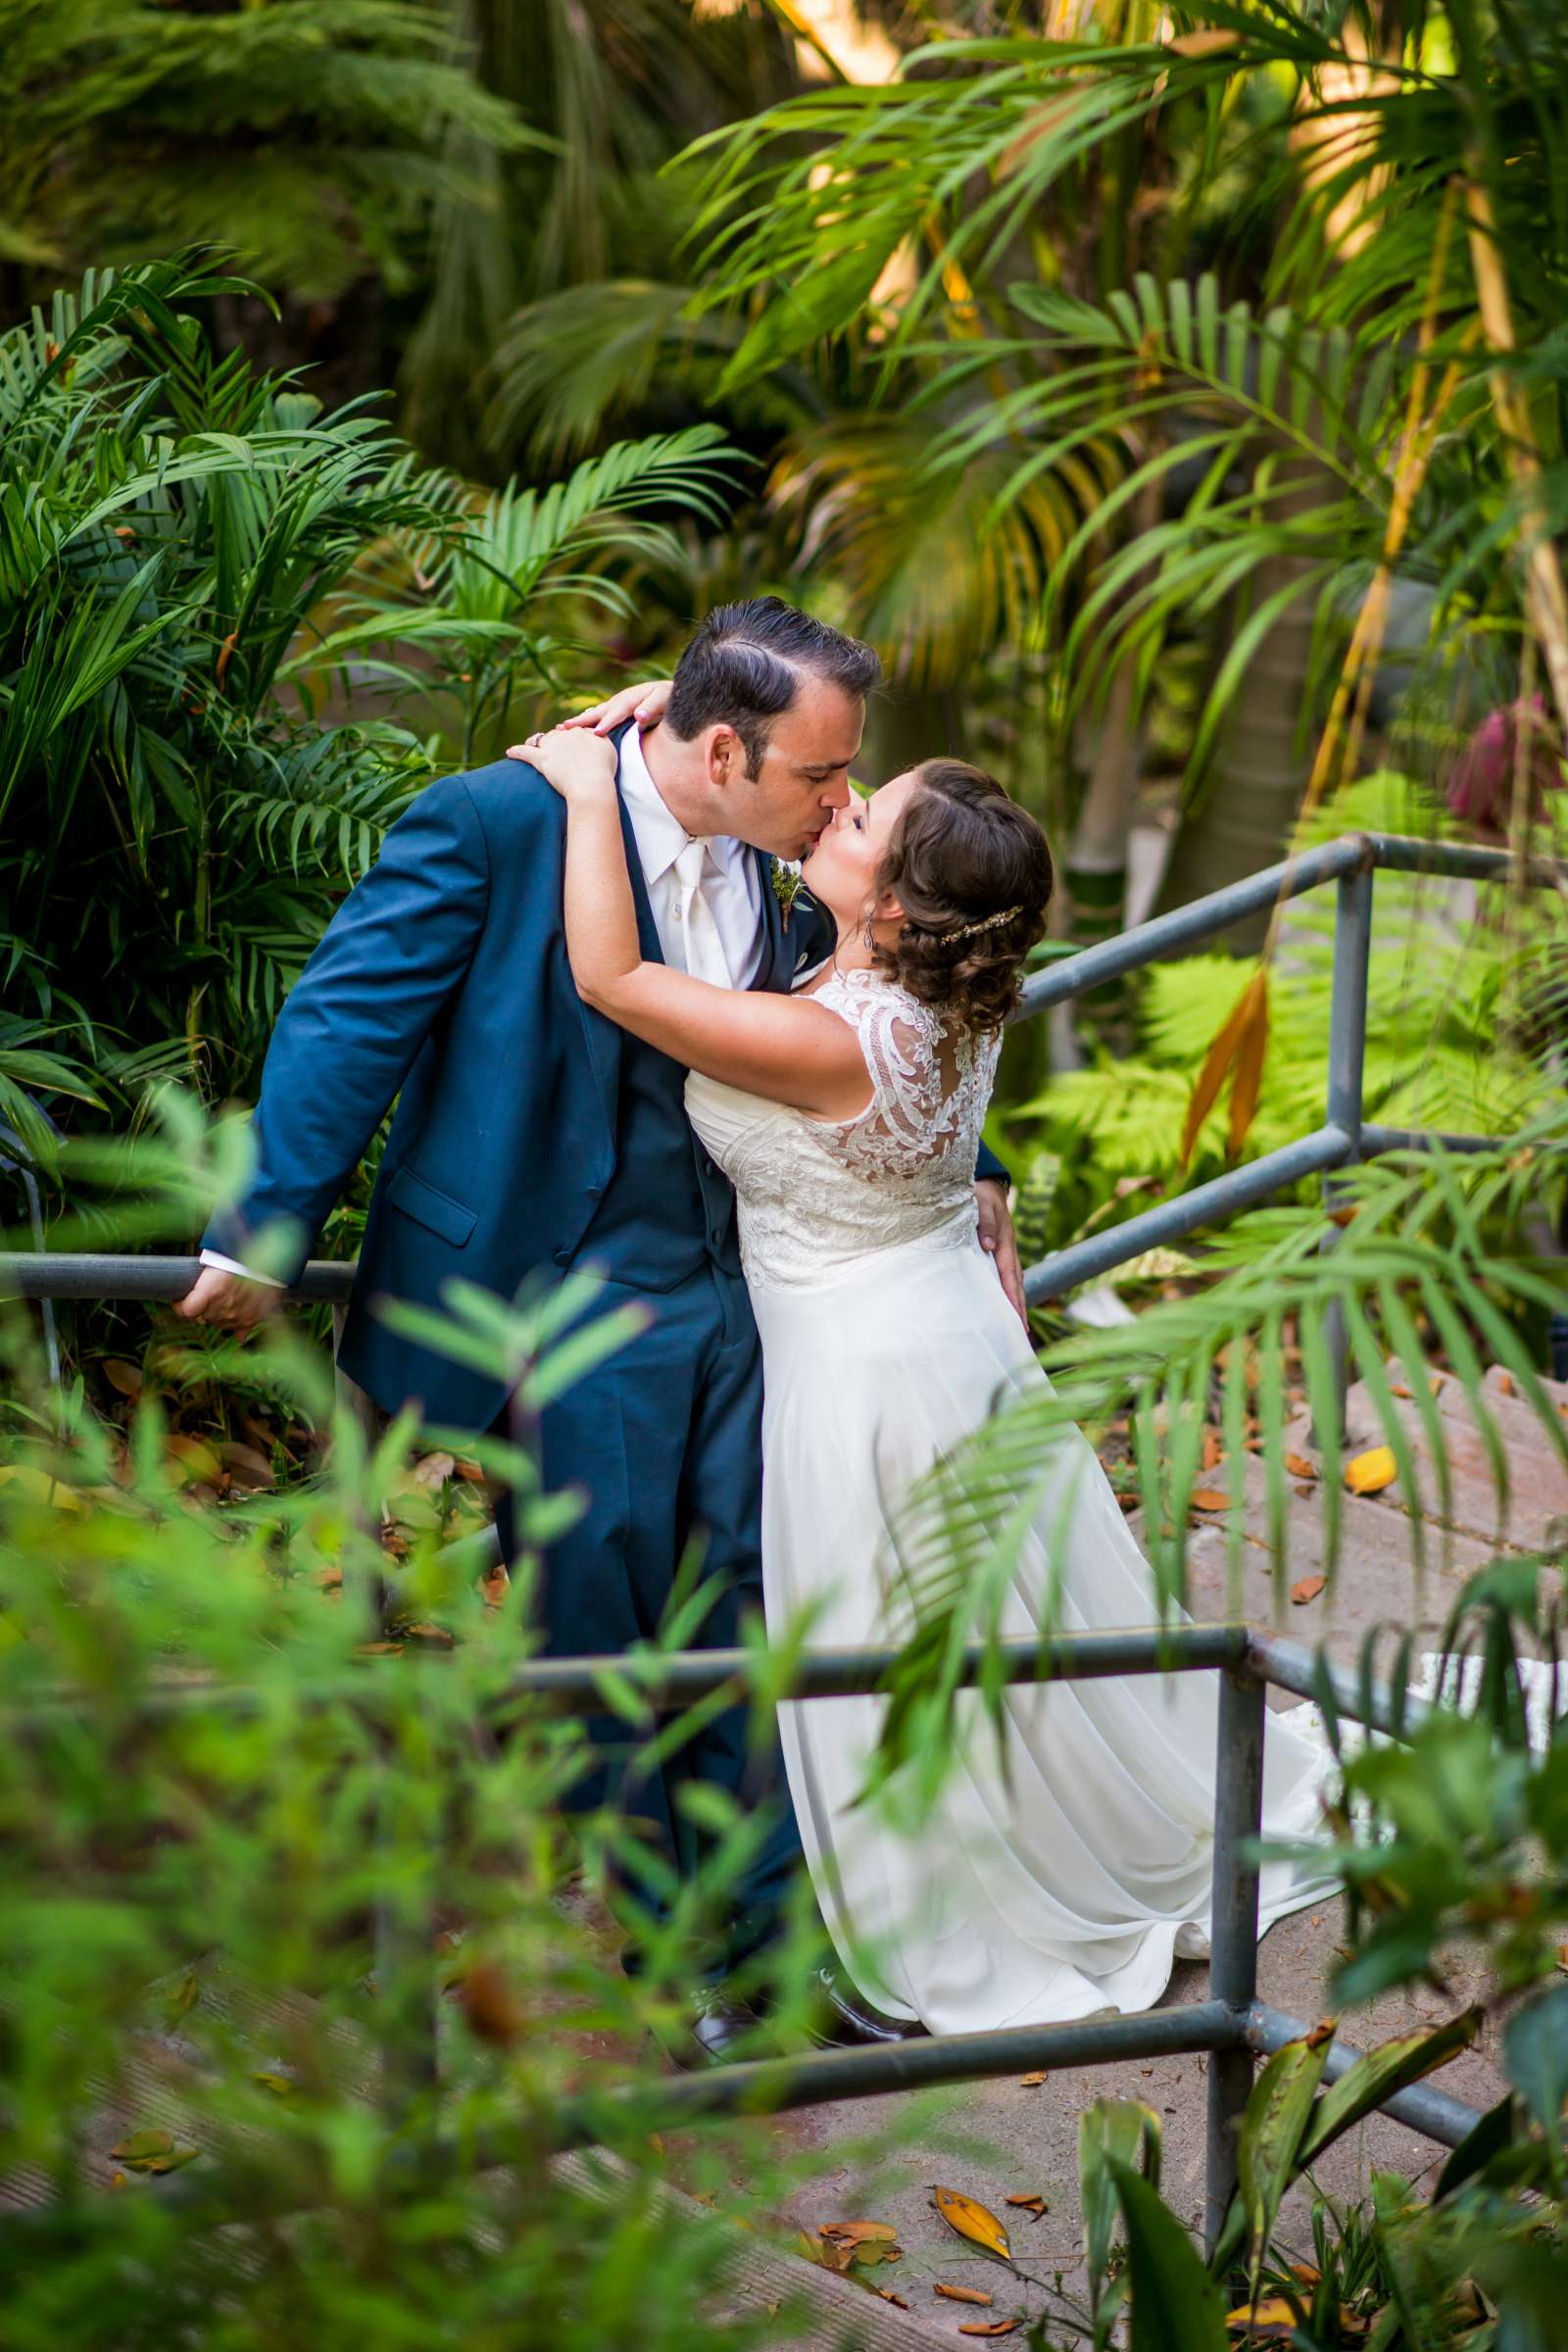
left=207, top=746, right=1005, bottom=1432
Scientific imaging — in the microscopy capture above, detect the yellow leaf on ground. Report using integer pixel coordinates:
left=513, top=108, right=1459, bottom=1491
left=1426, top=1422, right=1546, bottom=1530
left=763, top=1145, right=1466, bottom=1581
left=1004, top=2193, right=1048, bottom=2216
left=109, top=2129, right=197, bottom=2175
left=957, top=2325, right=1019, bottom=2340
left=1190, top=1488, right=1231, bottom=1513
left=0, top=1464, right=84, bottom=1511
left=165, top=1434, right=222, bottom=1487
left=1225, top=2298, right=1301, bottom=2328
left=932, top=2186, right=1011, bottom=2261
left=935, top=2282, right=994, bottom=2305
left=165, top=1971, right=198, bottom=2024
left=1284, top=1452, right=1316, bottom=1479
left=1346, top=1446, right=1397, bottom=1495
left=1018, top=2071, right=1047, bottom=2086
left=1291, top=1575, right=1326, bottom=1606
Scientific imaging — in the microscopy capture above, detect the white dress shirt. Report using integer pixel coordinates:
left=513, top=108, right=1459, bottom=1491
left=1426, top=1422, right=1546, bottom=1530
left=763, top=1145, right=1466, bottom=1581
left=615, top=721, right=763, bottom=985
left=199, top=727, right=767, bottom=1284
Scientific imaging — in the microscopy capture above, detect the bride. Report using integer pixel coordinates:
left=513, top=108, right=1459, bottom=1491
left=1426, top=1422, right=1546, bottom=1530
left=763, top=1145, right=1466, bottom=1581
left=514, top=696, right=1339, bottom=2036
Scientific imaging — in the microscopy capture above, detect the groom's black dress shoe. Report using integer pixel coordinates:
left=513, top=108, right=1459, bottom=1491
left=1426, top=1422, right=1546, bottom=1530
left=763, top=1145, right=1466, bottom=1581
left=806, top=1964, right=927, bottom=2049
left=666, top=1984, right=769, bottom=2071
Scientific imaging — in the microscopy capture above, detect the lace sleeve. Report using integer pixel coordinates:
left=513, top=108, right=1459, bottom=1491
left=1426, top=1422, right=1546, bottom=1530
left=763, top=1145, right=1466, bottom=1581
left=813, top=970, right=962, bottom=1178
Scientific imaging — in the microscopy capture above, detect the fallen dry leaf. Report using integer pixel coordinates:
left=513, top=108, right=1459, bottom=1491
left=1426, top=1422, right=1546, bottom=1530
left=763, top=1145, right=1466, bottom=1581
left=876, top=2289, right=908, bottom=2308
left=109, top=2128, right=197, bottom=2175
left=457, top=1958, right=524, bottom=2047
left=165, top=1434, right=223, bottom=1487
left=101, top=1358, right=143, bottom=1398
left=1284, top=1452, right=1316, bottom=1479
left=932, top=2186, right=1010, bottom=2262
left=819, top=2221, right=898, bottom=2248
left=1346, top=1446, right=1397, bottom=1495
left=1018, top=2071, right=1047, bottom=2086
left=413, top=1450, right=457, bottom=1490
left=1291, top=1575, right=1326, bottom=1606
left=1201, top=1429, right=1223, bottom=1470
left=957, top=2325, right=1019, bottom=2340
left=849, top=2241, right=902, bottom=2270
left=219, top=1441, right=275, bottom=1491
left=0, top=1464, right=84, bottom=1512
left=935, top=2282, right=994, bottom=2305
left=165, top=1971, right=198, bottom=2025
left=1497, top=1372, right=1514, bottom=1397
left=1225, top=2298, right=1301, bottom=2330
left=1004, top=2193, right=1048, bottom=2217
left=1189, top=1488, right=1231, bottom=1513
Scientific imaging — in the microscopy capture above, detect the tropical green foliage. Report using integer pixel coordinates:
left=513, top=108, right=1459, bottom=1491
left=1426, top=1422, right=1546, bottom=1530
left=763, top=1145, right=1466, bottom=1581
left=1007, top=774, right=1568, bottom=1266
left=404, top=0, right=798, bottom=468
left=9, top=1100, right=1568, bottom=2346
left=0, top=255, right=739, bottom=1143
left=0, top=0, right=533, bottom=300
left=0, top=1221, right=899, bottom=2346
left=671, top=0, right=1568, bottom=919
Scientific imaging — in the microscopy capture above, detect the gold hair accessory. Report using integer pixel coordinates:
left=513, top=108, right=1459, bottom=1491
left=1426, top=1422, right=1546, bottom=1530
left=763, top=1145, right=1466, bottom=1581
left=949, top=903, right=1021, bottom=943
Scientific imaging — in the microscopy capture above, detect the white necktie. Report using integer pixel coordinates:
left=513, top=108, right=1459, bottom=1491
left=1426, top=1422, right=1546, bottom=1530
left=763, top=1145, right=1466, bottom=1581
left=670, top=837, right=734, bottom=989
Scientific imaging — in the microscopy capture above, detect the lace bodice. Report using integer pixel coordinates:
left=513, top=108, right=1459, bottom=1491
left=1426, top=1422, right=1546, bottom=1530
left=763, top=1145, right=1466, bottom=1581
left=685, top=967, right=1000, bottom=1291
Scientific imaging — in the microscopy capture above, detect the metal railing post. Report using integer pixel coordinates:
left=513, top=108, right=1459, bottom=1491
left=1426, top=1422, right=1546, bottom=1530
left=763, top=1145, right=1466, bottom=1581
left=1316, top=857, right=1374, bottom=1446
left=1204, top=1662, right=1267, bottom=2261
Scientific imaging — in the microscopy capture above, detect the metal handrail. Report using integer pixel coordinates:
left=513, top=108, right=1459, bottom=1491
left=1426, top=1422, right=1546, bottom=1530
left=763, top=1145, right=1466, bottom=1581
left=0, top=1620, right=1485, bottom=2260
left=5, top=831, right=1559, bottom=1330
left=4, top=827, right=1553, bottom=2260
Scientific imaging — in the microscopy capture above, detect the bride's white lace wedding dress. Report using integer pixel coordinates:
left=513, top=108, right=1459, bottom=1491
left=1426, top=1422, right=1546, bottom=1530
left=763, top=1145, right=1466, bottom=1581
left=685, top=965, right=1341, bottom=2034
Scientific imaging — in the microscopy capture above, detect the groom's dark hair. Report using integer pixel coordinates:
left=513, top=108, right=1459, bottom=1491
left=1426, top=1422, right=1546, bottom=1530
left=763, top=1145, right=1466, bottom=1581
left=665, top=596, right=881, bottom=774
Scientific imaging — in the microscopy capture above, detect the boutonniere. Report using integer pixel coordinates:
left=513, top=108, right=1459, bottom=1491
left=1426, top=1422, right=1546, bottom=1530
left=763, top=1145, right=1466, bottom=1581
left=770, top=857, right=804, bottom=932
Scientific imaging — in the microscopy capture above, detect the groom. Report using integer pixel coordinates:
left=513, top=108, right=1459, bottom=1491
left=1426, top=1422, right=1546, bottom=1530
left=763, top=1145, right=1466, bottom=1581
left=177, top=597, right=1022, bottom=2055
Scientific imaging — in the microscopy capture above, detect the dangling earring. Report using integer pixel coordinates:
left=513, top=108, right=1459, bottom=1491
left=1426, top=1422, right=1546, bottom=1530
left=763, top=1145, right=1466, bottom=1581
left=861, top=909, right=877, bottom=952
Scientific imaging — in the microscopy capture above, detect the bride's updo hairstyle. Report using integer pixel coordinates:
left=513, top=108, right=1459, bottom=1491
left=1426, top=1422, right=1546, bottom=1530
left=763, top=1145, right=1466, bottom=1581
left=872, top=759, right=1053, bottom=1033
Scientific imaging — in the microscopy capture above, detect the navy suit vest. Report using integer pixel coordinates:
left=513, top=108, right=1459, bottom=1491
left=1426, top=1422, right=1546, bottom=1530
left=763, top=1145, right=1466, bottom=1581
left=572, top=1022, right=738, bottom=1289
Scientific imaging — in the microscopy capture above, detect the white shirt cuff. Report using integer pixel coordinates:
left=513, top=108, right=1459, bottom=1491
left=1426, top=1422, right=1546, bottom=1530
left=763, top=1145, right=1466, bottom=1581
left=199, top=1247, right=285, bottom=1289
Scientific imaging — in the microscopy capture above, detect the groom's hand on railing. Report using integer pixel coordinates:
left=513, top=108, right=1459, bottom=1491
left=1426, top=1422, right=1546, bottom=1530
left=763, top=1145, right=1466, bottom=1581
left=976, top=1178, right=1027, bottom=1328
left=175, top=1264, right=280, bottom=1331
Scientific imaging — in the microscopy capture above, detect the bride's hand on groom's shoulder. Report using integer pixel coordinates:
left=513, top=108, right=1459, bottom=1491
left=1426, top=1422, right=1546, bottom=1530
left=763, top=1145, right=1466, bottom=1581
left=560, top=678, right=671, bottom=737
left=505, top=725, right=617, bottom=801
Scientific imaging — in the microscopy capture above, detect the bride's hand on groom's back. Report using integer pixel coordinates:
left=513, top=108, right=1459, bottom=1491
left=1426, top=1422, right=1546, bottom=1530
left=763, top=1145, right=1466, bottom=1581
left=505, top=725, right=617, bottom=802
